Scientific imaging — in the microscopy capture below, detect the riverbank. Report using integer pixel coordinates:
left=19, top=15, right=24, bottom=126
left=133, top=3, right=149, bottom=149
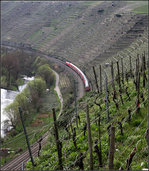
left=1, top=68, right=62, bottom=167
left=1, top=76, right=34, bottom=137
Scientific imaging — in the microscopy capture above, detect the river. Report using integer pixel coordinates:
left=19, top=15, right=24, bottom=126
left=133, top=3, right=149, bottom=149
left=1, top=76, right=34, bottom=137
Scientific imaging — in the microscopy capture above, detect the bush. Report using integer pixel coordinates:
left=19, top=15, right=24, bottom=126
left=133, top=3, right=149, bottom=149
left=115, top=14, right=122, bottom=17
left=98, top=9, right=104, bottom=13
left=27, top=78, right=46, bottom=112
left=36, top=64, right=55, bottom=88
left=132, top=119, right=141, bottom=127
left=4, top=101, right=20, bottom=131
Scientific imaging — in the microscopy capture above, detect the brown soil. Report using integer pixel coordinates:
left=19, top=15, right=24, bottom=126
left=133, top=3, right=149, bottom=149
left=37, top=114, right=50, bottom=118
left=31, top=119, right=43, bottom=127
left=31, top=113, right=53, bottom=127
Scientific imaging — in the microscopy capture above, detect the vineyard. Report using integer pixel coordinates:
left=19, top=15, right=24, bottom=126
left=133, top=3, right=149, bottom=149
left=80, top=20, right=148, bottom=91
left=24, top=48, right=148, bottom=170
left=1, top=32, right=148, bottom=170
left=1, top=1, right=148, bottom=170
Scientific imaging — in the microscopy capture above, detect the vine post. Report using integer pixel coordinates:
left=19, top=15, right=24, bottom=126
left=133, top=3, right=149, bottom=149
left=86, top=104, right=93, bottom=170
left=99, top=65, right=102, bottom=93
left=108, top=126, right=115, bottom=170
left=52, top=108, right=63, bottom=170
left=93, top=66, right=100, bottom=94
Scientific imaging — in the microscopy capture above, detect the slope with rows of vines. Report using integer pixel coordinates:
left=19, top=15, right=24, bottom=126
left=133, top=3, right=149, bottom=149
left=26, top=51, right=148, bottom=170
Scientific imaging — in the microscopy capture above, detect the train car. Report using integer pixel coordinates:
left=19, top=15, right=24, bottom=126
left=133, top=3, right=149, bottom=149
left=65, top=61, right=90, bottom=91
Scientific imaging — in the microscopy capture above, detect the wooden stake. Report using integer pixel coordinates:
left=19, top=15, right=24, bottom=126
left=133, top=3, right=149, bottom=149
left=143, top=55, right=146, bottom=87
left=108, top=126, right=115, bottom=170
left=137, top=72, right=140, bottom=113
left=99, top=65, right=102, bottom=93
left=116, top=61, right=122, bottom=92
left=74, top=80, right=78, bottom=128
left=129, top=56, right=132, bottom=77
left=105, top=71, right=109, bottom=121
left=86, top=105, right=93, bottom=170
left=98, top=113, right=102, bottom=167
left=19, top=107, right=35, bottom=167
left=137, top=54, right=140, bottom=72
left=121, top=58, right=124, bottom=85
left=111, top=61, right=115, bottom=91
left=52, top=108, right=63, bottom=170
left=135, top=59, right=138, bottom=90
left=72, top=127, right=77, bottom=149
left=93, top=66, right=99, bottom=94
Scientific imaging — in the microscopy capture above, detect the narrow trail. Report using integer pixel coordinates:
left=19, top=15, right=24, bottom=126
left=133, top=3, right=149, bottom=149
left=52, top=69, right=63, bottom=118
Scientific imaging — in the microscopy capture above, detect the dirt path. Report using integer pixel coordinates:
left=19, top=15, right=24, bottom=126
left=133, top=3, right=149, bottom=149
left=52, top=69, right=63, bottom=118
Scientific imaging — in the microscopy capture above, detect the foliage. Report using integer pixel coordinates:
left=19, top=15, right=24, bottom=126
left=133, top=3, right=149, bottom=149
left=3, top=77, right=47, bottom=136
left=33, top=56, right=48, bottom=72
left=26, top=66, right=148, bottom=170
left=27, top=78, right=46, bottom=112
left=1, top=52, right=20, bottom=88
left=36, top=64, right=55, bottom=88
left=3, top=101, right=20, bottom=131
left=1, top=49, right=36, bottom=89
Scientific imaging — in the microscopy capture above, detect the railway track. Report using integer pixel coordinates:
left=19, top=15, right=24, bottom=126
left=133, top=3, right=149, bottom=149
left=1, top=44, right=85, bottom=170
left=1, top=131, right=49, bottom=170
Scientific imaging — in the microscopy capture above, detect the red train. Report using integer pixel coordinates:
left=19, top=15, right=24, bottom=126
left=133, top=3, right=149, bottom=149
left=65, top=61, right=90, bottom=91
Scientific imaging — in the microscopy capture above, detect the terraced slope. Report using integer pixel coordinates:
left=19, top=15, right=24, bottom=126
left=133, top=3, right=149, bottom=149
left=1, top=1, right=148, bottom=94
left=2, top=1, right=148, bottom=68
left=1, top=1, right=95, bottom=45
left=25, top=58, right=148, bottom=170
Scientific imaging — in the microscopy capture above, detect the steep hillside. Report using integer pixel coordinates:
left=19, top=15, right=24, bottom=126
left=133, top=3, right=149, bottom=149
left=26, top=52, right=148, bottom=170
left=2, top=1, right=148, bottom=70
left=1, top=1, right=148, bottom=170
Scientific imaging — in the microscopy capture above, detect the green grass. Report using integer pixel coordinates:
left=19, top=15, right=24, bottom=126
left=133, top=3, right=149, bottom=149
left=25, top=68, right=148, bottom=170
left=1, top=70, right=60, bottom=166
left=29, top=30, right=42, bottom=42
left=132, top=5, right=148, bottom=14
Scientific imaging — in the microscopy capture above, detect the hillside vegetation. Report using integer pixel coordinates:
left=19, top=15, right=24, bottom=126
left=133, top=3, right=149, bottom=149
left=1, top=1, right=148, bottom=170
left=26, top=50, right=148, bottom=170
left=1, top=48, right=59, bottom=165
left=1, top=48, right=36, bottom=90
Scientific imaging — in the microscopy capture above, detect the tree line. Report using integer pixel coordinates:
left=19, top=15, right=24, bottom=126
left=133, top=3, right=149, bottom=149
left=1, top=47, right=54, bottom=90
